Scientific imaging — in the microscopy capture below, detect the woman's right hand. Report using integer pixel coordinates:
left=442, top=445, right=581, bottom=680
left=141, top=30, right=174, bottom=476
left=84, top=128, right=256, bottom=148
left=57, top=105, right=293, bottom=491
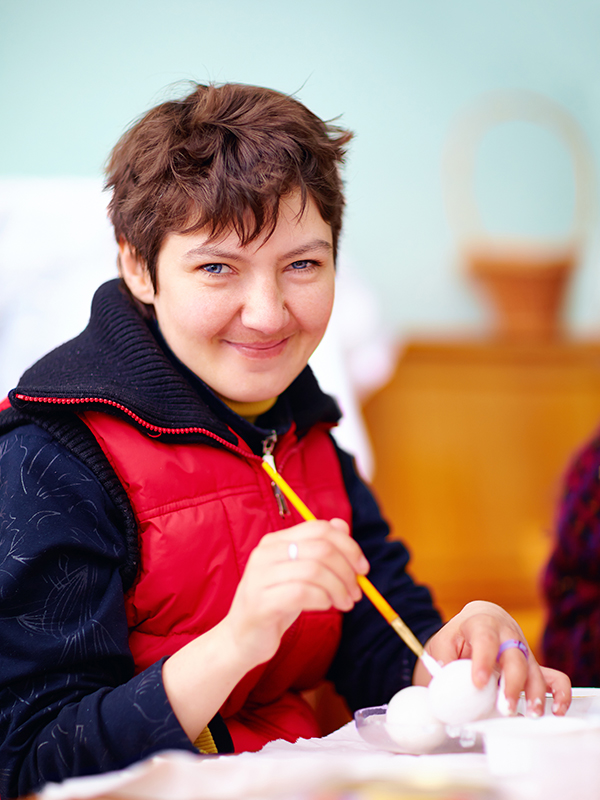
left=162, top=517, right=368, bottom=742
left=222, top=517, right=370, bottom=670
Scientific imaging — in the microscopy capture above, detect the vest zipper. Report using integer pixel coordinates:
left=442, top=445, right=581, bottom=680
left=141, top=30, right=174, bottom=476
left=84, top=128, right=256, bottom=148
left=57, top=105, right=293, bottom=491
left=262, top=431, right=291, bottom=517
left=13, top=393, right=259, bottom=460
left=16, top=395, right=299, bottom=515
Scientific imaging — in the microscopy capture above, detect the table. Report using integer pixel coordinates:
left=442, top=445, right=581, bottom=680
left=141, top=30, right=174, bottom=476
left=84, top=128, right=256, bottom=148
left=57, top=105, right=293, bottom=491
left=30, top=710, right=600, bottom=800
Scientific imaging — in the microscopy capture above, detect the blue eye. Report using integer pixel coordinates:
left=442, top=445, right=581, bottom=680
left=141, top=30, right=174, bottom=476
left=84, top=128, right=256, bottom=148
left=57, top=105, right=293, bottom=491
left=202, top=263, right=227, bottom=274
left=290, top=260, right=312, bottom=270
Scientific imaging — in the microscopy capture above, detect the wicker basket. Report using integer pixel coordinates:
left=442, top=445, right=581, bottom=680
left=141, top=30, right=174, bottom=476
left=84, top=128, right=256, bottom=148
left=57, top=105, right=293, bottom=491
left=444, top=91, right=595, bottom=340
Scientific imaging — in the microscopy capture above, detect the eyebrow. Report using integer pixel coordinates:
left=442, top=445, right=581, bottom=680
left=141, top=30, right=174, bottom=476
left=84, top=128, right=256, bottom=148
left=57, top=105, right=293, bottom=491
left=181, top=238, right=333, bottom=263
left=283, top=239, right=333, bottom=260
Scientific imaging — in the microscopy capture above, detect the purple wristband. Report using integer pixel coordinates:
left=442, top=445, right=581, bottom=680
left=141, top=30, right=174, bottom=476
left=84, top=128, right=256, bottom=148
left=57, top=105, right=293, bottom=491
left=497, top=639, right=529, bottom=661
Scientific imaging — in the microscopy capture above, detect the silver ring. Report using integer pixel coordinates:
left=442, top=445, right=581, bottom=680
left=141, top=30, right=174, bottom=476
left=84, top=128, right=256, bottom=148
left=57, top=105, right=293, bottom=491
left=497, top=639, right=529, bottom=661
left=288, top=542, right=298, bottom=561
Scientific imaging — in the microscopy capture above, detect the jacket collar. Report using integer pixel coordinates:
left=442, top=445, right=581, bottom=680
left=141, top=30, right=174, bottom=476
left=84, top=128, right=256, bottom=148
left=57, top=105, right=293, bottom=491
left=11, top=280, right=340, bottom=447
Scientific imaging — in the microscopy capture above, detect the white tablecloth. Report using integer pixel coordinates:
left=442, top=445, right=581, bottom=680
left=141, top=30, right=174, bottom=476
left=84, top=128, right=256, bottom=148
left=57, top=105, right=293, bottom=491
left=38, top=721, right=492, bottom=800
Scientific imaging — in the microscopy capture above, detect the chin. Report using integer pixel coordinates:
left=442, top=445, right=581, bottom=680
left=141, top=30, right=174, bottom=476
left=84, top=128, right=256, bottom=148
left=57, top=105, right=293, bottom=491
left=229, top=378, right=292, bottom=404
left=233, top=389, right=280, bottom=404
left=215, top=361, right=306, bottom=404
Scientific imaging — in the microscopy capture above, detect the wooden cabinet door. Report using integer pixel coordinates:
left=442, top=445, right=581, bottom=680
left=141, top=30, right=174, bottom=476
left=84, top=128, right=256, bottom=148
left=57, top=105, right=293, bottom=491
left=362, top=338, right=600, bottom=655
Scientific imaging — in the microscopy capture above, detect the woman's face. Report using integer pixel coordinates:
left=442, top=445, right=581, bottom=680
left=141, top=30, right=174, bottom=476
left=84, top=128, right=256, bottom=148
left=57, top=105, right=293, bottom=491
left=122, top=191, right=335, bottom=403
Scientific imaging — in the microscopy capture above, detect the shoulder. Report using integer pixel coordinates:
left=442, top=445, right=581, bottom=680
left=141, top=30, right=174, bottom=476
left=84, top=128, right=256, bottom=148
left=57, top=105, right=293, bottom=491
left=0, top=420, right=70, bottom=471
left=1, top=418, right=92, bottom=476
left=0, top=421, right=128, bottom=562
left=0, top=408, right=140, bottom=586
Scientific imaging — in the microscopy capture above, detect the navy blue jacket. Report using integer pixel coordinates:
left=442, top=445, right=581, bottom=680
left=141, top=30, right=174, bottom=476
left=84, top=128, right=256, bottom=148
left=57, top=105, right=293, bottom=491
left=0, top=280, right=442, bottom=798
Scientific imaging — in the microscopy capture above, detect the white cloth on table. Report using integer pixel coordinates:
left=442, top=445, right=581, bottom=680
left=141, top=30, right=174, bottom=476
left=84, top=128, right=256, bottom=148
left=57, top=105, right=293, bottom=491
left=38, top=722, right=491, bottom=800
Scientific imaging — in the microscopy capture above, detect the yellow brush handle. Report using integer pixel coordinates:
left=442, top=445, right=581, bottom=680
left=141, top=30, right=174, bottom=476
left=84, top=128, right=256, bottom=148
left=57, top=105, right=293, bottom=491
left=261, top=459, right=424, bottom=659
left=355, top=574, right=397, bottom=623
left=264, top=461, right=317, bottom=522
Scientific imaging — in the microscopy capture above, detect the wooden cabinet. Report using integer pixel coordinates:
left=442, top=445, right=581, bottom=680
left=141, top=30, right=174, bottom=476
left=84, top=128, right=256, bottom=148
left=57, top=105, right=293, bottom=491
left=362, top=337, right=600, bottom=656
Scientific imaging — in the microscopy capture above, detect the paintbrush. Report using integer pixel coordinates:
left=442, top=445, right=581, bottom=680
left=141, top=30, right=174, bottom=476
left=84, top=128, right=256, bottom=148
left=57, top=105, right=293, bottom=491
left=261, top=460, right=441, bottom=678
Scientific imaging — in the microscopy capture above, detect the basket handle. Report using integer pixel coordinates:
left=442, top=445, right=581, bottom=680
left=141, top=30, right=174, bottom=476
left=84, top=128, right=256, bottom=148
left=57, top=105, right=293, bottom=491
left=443, top=90, right=596, bottom=247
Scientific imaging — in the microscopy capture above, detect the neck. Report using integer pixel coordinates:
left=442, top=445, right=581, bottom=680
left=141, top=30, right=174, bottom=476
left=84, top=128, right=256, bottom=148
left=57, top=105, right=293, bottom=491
left=216, top=394, right=277, bottom=423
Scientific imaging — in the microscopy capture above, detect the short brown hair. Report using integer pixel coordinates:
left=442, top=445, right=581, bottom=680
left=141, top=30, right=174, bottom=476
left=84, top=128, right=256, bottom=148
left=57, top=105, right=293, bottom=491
left=105, top=82, right=352, bottom=287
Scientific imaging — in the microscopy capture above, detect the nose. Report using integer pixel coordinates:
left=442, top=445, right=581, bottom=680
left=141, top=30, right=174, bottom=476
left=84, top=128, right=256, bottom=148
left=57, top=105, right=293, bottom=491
left=240, top=274, right=290, bottom=335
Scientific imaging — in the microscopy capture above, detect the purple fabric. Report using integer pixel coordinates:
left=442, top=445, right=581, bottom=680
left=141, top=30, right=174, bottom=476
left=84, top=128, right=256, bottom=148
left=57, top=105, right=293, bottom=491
left=542, top=429, right=600, bottom=686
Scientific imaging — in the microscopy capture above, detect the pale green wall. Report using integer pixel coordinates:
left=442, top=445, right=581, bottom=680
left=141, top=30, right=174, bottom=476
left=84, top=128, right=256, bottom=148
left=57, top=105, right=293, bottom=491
left=2, top=0, right=600, bottom=333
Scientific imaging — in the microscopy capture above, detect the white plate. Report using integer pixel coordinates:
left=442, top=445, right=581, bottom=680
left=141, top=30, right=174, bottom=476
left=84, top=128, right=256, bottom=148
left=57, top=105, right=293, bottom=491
left=354, top=688, right=600, bottom=756
left=354, top=705, right=483, bottom=754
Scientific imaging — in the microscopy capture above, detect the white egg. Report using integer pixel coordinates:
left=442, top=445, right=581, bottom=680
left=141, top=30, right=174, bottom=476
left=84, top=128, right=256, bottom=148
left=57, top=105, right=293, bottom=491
left=385, top=685, right=448, bottom=754
left=428, top=658, right=498, bottom=726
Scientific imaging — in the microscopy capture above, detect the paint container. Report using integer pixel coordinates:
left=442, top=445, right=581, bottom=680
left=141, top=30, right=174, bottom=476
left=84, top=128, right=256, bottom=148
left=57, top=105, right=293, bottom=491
left=470, top=715, right=600, bottom=800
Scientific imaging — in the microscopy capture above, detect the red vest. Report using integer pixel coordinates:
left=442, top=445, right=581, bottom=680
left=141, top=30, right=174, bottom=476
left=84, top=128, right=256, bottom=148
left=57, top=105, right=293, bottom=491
left=81, top=410, right=352, bottom=752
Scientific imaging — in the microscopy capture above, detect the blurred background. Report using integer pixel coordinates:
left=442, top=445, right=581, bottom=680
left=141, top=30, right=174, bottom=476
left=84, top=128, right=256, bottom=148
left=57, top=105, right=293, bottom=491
left=2, top=0, right=600, bottom=667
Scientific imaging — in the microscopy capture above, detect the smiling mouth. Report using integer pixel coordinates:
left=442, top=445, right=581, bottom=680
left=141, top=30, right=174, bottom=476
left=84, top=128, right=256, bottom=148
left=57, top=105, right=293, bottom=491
left=224, top=338, right=290, bottom=358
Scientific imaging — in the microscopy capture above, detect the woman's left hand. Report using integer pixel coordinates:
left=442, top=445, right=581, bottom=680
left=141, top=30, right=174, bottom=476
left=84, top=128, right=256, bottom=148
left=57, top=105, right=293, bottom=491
left=413, top=600, right=571, bottom=716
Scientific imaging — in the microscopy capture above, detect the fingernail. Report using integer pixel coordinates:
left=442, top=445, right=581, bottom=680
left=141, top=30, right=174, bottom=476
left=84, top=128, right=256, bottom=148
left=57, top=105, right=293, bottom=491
left=358, top=556, right=370, bottom=574
left=496, top=675, right=516, bottom=716
left=499, top=697, right=516, bottom=715
left=527, top=697, right=543, bottom=718
left=342, top=595, right=354, bottom=611
left=552, top=701, right=561, bottom=715
left=474, top=669, right=488, bottom=688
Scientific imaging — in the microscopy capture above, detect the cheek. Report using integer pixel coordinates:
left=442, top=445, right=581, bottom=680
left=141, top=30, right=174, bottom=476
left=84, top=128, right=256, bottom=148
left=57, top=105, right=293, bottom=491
left=162, top=293, right=234, bottom=341
left=303, top=288, right=335, bottom=337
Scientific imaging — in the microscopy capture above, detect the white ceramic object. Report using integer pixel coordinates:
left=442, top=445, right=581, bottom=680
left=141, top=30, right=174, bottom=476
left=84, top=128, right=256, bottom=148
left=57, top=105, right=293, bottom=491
left=354, top=705, right=470, bottom=755
left=469, top=715, right=600, bottom=800
left=385, top=686, right=448, bottom=754
left=428, top=659, right=498, bottom=725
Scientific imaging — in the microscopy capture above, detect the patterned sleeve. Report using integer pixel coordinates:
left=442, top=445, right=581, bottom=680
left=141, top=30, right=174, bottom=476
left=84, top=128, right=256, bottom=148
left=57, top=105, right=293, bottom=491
left=542, top=431, right=600, bottom=686
left=0, top=425, right=196, bottom=799
left=326, top=441, right=444, bottom=710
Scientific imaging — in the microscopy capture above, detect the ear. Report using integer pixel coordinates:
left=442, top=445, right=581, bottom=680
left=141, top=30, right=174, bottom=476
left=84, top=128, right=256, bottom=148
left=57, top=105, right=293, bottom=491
left=118, top=240, right=156, bottom=304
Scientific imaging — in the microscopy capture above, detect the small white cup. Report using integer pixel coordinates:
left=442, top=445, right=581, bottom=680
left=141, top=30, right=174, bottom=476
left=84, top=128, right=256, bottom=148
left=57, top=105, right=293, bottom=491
left=472, top=716, right=600, bottom=800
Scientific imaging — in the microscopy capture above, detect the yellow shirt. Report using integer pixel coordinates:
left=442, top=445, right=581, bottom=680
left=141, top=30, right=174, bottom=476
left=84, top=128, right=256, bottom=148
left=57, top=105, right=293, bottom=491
left=216, top=395, right=277, bottom=424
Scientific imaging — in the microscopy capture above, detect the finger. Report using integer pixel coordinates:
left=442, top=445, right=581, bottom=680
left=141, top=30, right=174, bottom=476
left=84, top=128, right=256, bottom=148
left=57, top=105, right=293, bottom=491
left=327, top=519, right=372, bottom=575
left=250, top=531, right=364, bottom=607
left=497, top=645, right=532, bottom=715
left=241, top=558, right=359, bottom=621
left=276, top=564, right=357, bottom=610
left=265, top=522, right=369, bottom=576
left=541, top=666, right=572, bottom=716
left=231, top=542, right=351, bottom=630
left=276, top=539, right=363, bottom=608
left=329, top=517, right=350, bottom=534
left=459, top=616, right=501, bottom=689
left=258, top=578, right=350, bottom=619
